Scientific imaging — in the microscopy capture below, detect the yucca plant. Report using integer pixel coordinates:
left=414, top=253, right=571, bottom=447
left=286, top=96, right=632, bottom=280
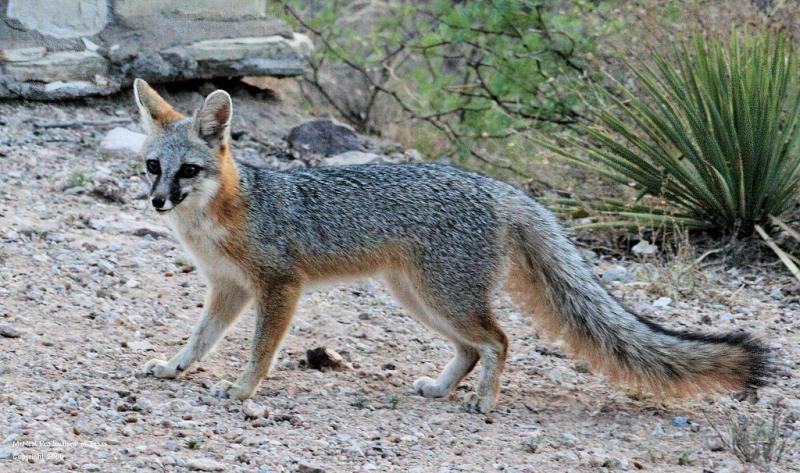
left=541, top=31, right=800, bottom=234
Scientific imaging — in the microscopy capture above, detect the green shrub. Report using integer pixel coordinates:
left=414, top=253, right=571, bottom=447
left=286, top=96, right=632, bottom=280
left=281, top=0, right=606, bottom=174
left=708, top=410, right=798, bottom=470
left=64, top=170, right=90, bottom=190
left=541, top=31, right=800, bottom=234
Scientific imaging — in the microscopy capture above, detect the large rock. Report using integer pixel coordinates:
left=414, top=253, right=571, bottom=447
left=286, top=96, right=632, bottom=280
left=288, top=119, right=363, bottom=156
left=114, top=0, right=267, bottom=19
left=159, top=33, right=312, bottom=79
left=5, top=80, right=118, bottom=101
left=4, top=50, right=107, bottom=82
left=0, top=46, right=46, bottom=62
left=324, top=151, right=387, bottom=166
left=100, top=128, right=146, bottom=156
left=7, top=0, right=109, bottom=39
left=0, top=8, right=310, bottom=100
left=168, top=35, right=310, bottom=63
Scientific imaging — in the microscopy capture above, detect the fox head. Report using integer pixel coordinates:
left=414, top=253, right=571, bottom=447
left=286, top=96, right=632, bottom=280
left=133, top=78, right=236, bottom=214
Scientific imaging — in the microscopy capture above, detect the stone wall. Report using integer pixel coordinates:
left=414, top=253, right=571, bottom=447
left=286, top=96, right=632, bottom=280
left=0, top=0, right=310, bottom=100
left=113, top=0, right=268, bottom=19
left=8, top=0, right=109, bottom=38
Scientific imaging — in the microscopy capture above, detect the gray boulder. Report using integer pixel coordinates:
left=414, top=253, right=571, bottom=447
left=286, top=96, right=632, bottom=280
left=287, top=118, right=363, bottom=156
left=324, top=151, right=387, bottom=166
left=100, top=127, right=146, bottom=156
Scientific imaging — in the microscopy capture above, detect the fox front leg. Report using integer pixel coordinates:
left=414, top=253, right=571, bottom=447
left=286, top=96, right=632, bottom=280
left=211, top=280, right=301, bottom=400
left=143, top=281, right=251, bottom=378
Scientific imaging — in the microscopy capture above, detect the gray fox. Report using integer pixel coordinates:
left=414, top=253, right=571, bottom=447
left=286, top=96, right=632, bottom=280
left=133, top=79, right=768, bottom=413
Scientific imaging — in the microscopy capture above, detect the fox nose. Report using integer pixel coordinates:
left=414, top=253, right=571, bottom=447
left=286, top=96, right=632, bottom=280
left=151, top=196, right=166, bottom=209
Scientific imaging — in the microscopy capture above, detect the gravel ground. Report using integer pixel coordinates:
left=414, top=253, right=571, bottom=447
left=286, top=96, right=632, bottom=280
left=0, top=87, right=798, bottom=472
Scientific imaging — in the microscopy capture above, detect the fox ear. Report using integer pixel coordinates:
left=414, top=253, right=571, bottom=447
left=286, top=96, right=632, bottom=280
left=133, top=78, right=181, bottom=134
left=193, top=90, right=232, bottom=149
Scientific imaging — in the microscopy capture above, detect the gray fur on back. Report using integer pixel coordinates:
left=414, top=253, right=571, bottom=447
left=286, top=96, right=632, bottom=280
left=239, top=162, right=512, bottom=300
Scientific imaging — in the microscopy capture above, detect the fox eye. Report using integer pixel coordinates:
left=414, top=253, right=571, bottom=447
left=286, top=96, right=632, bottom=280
left=146, top=160, right=161, bottom=174
left=178, top=164, right=201, bottom=178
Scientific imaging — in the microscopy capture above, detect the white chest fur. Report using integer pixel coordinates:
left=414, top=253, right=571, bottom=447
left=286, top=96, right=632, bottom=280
left=164, top=208, right=253, bottom=291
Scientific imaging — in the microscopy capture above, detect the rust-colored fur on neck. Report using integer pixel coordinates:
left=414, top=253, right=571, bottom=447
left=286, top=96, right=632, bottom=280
left=205, top=143, right=256, bottom=288
left=209, top=143, right=246, bottom=231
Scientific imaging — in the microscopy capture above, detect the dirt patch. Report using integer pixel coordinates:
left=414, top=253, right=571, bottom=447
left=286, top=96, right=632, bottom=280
left=0, top=87, right=798, bottom=472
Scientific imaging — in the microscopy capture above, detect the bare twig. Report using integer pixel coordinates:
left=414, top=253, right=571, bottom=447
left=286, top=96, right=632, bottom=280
left=285, top=2, right=583, bottom=177
left=755, top=224, right=800, bottom=283
left=704, top=409, right=798, bottom=469
left=770, top=215, right=800, bottom=243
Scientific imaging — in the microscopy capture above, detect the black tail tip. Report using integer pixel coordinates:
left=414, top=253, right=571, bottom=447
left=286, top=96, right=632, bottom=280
left=632, top=311, right=772, bottom=391
left=735, top=333, right=772, bottom=390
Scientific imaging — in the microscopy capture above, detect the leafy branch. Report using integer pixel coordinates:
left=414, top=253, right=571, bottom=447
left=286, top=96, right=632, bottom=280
left=283, top=0, right=596, bottom=176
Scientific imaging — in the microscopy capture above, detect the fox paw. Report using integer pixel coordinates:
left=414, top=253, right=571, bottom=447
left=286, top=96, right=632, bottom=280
left=462, top=392, right=495, bottom=414
left=412, top=376, right=448, bottom=398
left=210, top=380, right=252, bottom=400
left=142, top=358, right=178, bottom=379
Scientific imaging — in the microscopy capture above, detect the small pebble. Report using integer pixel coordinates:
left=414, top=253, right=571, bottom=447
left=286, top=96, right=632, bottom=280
left=186, top=458, right=225, bottom=471
left=243, top=399, right=268, bottom=419
left=672, top=416, right=689, bottom=427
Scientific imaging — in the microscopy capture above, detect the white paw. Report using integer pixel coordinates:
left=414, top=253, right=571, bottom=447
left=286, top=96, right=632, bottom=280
left=142, top=358, right=178, bottom=379
left=412, top=376, right=447, bottom=398
left=462, top=392, right=494, bottom=414
left=210, top=380, right=252, bottom=400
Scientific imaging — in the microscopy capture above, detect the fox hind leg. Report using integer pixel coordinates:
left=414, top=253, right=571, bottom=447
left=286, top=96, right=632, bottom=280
left=384, top=272, right=478, bottom=396
left=462, top=320, right=508, bottom=413
left=412, top=344, right=480, bottom=398
left=385, top=271, right=508, bottom=412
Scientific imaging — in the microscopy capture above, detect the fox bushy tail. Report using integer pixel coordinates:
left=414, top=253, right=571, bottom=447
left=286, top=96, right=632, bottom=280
left=506, top=200, right=769, bottom=395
